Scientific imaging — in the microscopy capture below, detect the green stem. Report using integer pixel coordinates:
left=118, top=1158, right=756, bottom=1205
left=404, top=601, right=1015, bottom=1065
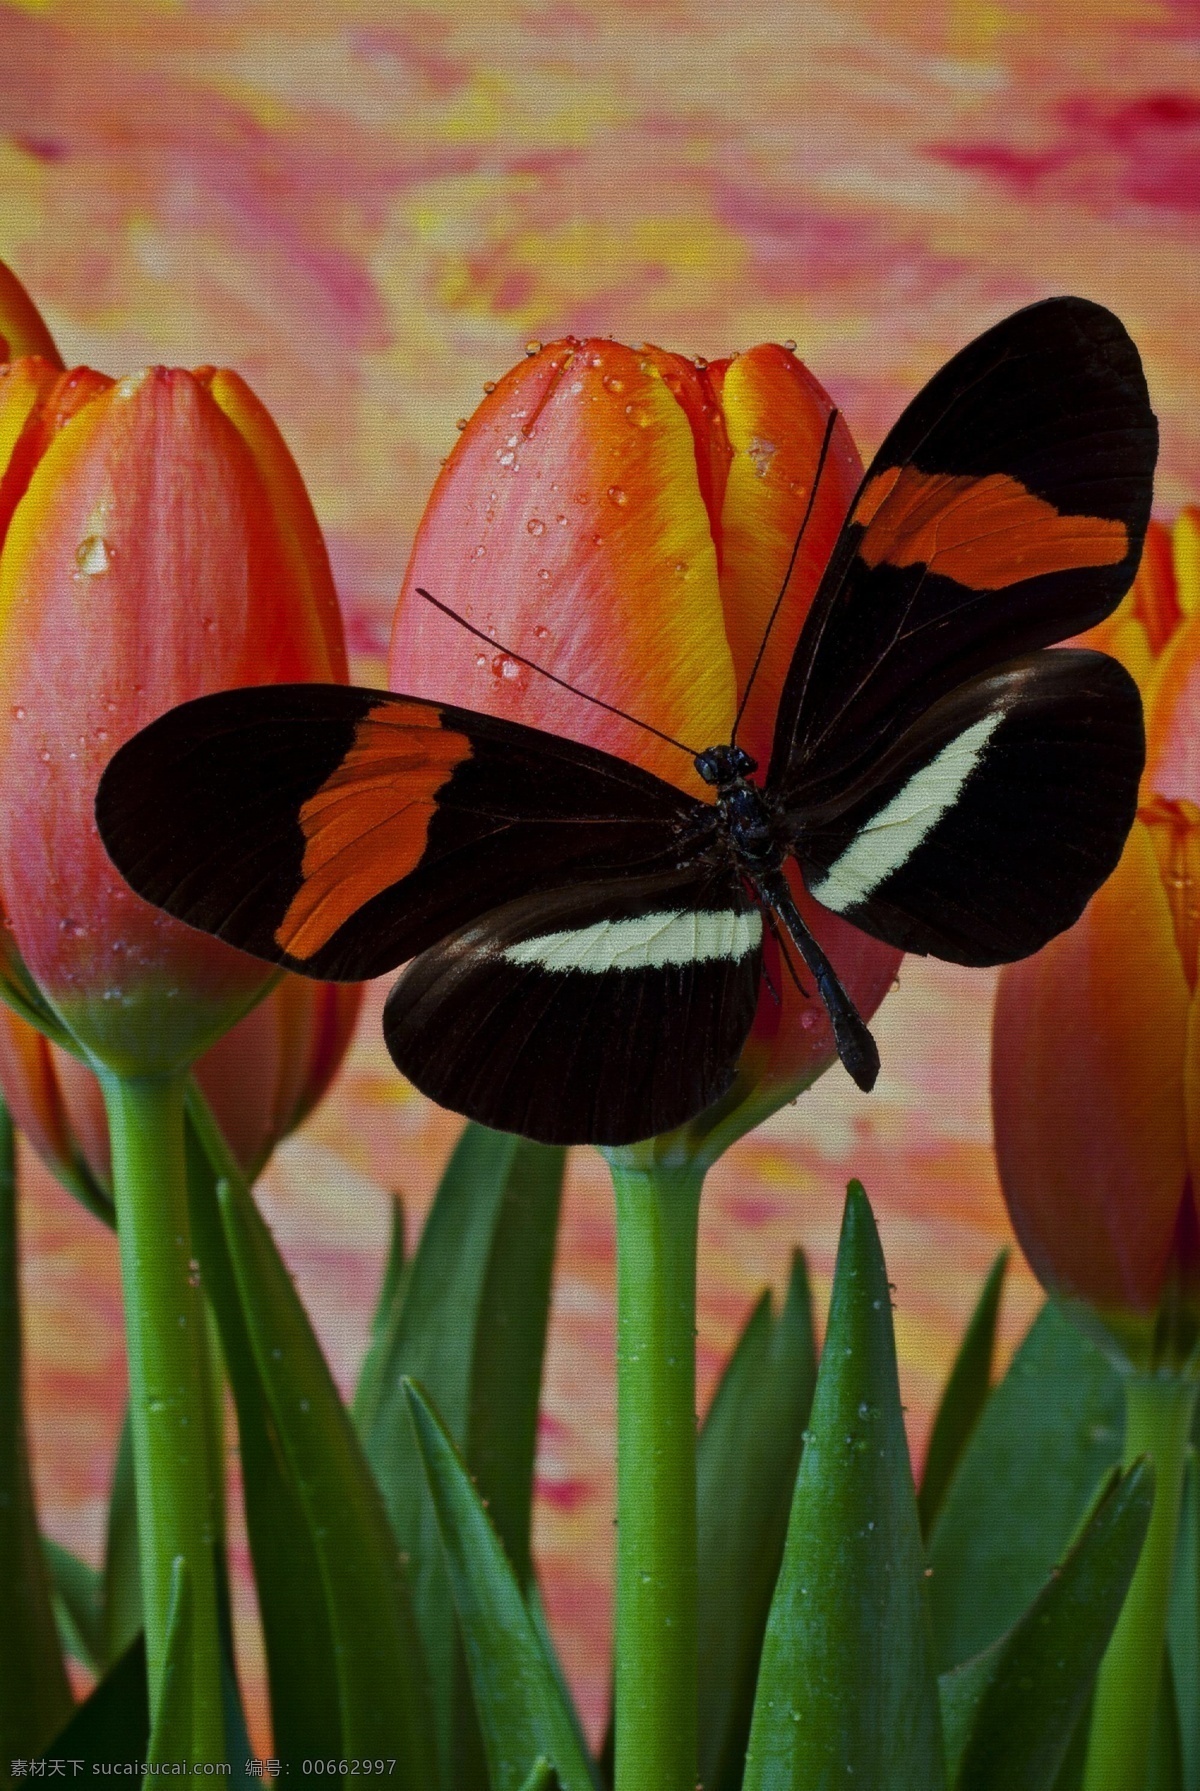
left=608, top=1153, right=704, bottom=1791
left=1084, top=1372, right=1198, bottom=1791
left=98, top=1068, right=224, bottom=1759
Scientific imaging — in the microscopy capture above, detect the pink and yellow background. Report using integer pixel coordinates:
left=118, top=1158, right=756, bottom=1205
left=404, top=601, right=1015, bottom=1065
left=6, top=0, right=1199, bottom=1748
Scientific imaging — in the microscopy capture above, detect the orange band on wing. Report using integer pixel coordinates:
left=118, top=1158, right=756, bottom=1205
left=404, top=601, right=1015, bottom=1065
left=276, top=704, right=471, bottom=960
left=854, top=464, right=1129, bottom=588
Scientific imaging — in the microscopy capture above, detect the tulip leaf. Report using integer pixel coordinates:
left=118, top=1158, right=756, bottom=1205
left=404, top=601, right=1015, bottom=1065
left=147, top=1556, right=193, bottom=1767
left=928, top=1299, right=1123, bottom=1670
left=353, top=1193, right=408, bottom=1437
left=919, top=1251, right=1008, bottom=1537
left=102, top=1406, right=142, bottom=1668
left=358, top=1124, right=568, bottom=1789
left=39, top=1634, right=149, bottom=1765
left=0, top=1094, right=75, bottom=1773
left=518, top=1763, right=563, bottom=1791
left=696, top=1250, right=816, bottom=1791
left=1148, top=1660, right=1185, bottom=1791
left=188, top=1088, right=437, bottom=1780
left=939, top=1458, right=1153, bottom=1789
left=42, top=1538, right=104, bottom=1672
left=403, top=1381, right=598, bottom=1791
left=743, top=1182, right=946, bottom=1791
left=185, top=1122, right=342, bottom=1758
left=1169, top=1451, right=1200, bottom=1791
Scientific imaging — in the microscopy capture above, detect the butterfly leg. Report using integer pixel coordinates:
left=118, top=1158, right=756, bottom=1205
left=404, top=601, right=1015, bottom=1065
left=754, top=870, right=881, bottom=1092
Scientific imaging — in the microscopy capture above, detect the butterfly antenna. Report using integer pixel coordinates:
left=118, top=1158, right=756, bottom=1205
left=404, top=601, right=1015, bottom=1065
left=414, top=587, right=703, bottom=758
left=730, top=405, right=840, bottom=749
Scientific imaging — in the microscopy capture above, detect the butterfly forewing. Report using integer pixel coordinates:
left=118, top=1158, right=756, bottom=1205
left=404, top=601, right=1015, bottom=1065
left=769, top=296, right=1157, bottom=806
left=383, top=871, right=762, bottom=1145
left=791, top=648, right=1145, bottom=965
left=95, top=683, right=711, bottom=982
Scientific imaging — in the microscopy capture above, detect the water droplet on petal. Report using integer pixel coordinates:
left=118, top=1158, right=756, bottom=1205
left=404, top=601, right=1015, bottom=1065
left=607, top=486, right=628, bottom=507
left=494, top=654, right=521, bottom=682
left=800, top=1010, right=817, bottom=1029
left=624, top=402, right=652, bottom=428
left=455, top=417, right=468, bottom=432
left=537, top=568, right=551, bottom=582
left=534, top=624, right=550, bottom=639
left=483, top=380, right=497, bottom=394
left=603, top=374, right=625, bottom=394
left=693, top=355, right=708, bottom=369
left=525, top=340, right=542, bottom=357
left=75, top=535, right=111, bottom=576
left=473, top=544, right=487, bottom=559
left=526, top=517, right=545, bottom=537
left=783, top=338, right=797, bottom=352
left=475, top=653, right=487, bottom=667
left=39, top=749, right=50, bottom=763
left=11, top=706, right=24, bottom=720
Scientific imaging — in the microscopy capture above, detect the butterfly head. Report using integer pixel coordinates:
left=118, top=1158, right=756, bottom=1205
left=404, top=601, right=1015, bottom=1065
left=694, top=744, right=758, bottom=789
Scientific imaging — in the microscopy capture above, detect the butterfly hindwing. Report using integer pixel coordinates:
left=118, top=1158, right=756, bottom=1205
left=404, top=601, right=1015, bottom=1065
left=383, top=871, right=763, bottom=1145
left=95, top=683, right=710, bottom=982
left=791, top=648, right=1145, bottom=965
left=770, top=296, right=1157, bottom=805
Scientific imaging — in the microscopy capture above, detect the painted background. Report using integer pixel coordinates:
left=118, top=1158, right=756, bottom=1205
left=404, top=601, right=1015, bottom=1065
left=6, top=0, right=1199, bottom=1747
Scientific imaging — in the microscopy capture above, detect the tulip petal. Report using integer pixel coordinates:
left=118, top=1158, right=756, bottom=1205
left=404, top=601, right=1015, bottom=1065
left=1143, top=609, right=1200, bottom=799
left=0, top=262, right=62, bottom=367
left=198, top=367, right=347, bottom=683
left=392, top=338, right=737, bottom=793
left=993, top=820, right=1190, bottom=1318
left=713, top=345, right=862, bottom=770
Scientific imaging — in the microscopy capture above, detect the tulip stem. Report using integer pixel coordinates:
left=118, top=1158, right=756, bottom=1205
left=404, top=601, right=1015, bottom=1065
left=607, top=1151, right=703, bottom=1791
left=98, top=1067, right=225, bottom=1760
left=1084, top=1371, right=1197, bottom=1791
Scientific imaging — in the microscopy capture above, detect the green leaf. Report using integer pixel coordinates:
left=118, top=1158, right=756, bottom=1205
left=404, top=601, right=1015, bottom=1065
left=1148, top=1658, right=1185, bottom=1791
left=743, top=1181, right=946, bottom=1791
left=147, top=1557, right=194, bottom=1767
left=353, top=1194, right=408, bottom=1437
left=1169, top=1452, right=1200, bottom=1791
left=188, top=1088, right=437, bottom=1779
left=919, top=1252, right=1008, bottom=1537
left=928, top=1300, right=1122, bottom=1670
left=185, top=1122, right=342, bottom=1758
left=697, top=1251, right=817, bottom=1791
left=404, top=1381, right=598, bottom=1791
left=359, top=1124, right=567, bottom=1789
left=0, top=1094, right=74, bottom=1775
left=518, top=1763, right=564, bottom=1791
left=39, top=1634, right=149, bottom=1765
left=102, top=1406, right=142, bottom=1667
left=42, top=1538, right=104, bottom=1672
left=939, top=1459, right=1153, bottom=1789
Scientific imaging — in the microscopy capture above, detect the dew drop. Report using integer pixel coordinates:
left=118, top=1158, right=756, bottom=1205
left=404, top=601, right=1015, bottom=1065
left=455, top=417, right=468, bottom=431
left=556, top=513, right=567, bottom=525
left=11, top=706, right=23, bottom=720
left=483, top=380, right=497, bottom=394
left=525, top=340, right=542, bottom=357
left=693, top=355, right=708, bottom=370
left=537, top=568, right=551, bottom=582
left=602, top=374, right=625, bottom=395
left=473, top=544, right=487, bottom=559
left=475, top=653, right=487, bottom=667
left=747, top=436, right=777, bottom=478
left=607, top=485, right=628, bottom=507
left=493, top=654, right=521, bottom=682
left=75, top=535, right=111, bottom=576
left=39, top=749, right=50, bottom=763
left=624, top=402, right=652, bottom=428
left=95, top=728, right=108, bottom=742
left=526, top=517, right=545, bottom=537
left=891, top=976, right=901, bottom=992
left=534, top=624, right=550, bottom=639
left=800, top=1010, right=817, bottom=1030
left=783, top=338, right=797, bottom=352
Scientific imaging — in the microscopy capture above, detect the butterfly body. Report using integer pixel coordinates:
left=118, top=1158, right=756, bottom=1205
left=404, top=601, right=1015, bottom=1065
left=96, top=296, right=1158, bottom=1146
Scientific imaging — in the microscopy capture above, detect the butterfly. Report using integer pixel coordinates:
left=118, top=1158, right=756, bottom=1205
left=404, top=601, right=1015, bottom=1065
left=95, top=296, right=1156, bottom=1146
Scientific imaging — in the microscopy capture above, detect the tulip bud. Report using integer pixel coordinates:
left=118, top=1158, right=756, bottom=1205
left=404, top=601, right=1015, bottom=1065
left=0, top=974, right=362, bottom=1204
left=0, top=356, right=347, bottom=1074
left=993, top=511, right=1200, bottom=1369
left=390, top=336, right=902, bottom=1147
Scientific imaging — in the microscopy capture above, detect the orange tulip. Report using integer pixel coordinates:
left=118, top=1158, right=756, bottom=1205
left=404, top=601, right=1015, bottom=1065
left=0, top=349, right=347, bottom=1075
left=390, top=337, right=902, bottom=1144
left=993, top=512, right=1200, bottom=1364
left=0, top=974, right=362, bottom=1204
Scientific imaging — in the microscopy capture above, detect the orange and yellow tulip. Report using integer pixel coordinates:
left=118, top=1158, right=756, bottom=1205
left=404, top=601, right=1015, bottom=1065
left=0, top=343, right=347, bottom=1075
left=993, top=512, right=1200, bottom=1365
left=390, top=336, right=902, bottom=1144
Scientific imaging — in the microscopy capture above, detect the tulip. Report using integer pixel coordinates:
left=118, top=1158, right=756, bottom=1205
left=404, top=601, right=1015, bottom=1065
left=0, top=265, right=350, bottom=1751
left=391, top=336, right=902, bottom=1157
left=391, top=336, right=902, bottom=1791
left=992, top=511, right=1200, bottom=1790
left=0, top=973, right=362, bottom=1209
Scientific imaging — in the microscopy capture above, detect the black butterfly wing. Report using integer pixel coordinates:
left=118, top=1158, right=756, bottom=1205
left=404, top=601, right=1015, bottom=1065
left=768, top=295, right=1157, bottom=808
left=789, top=648, right=1144, bottom=965
left=383, top=869, right=763, bottom=1145
left=95, top=683, right=712, bottom=982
